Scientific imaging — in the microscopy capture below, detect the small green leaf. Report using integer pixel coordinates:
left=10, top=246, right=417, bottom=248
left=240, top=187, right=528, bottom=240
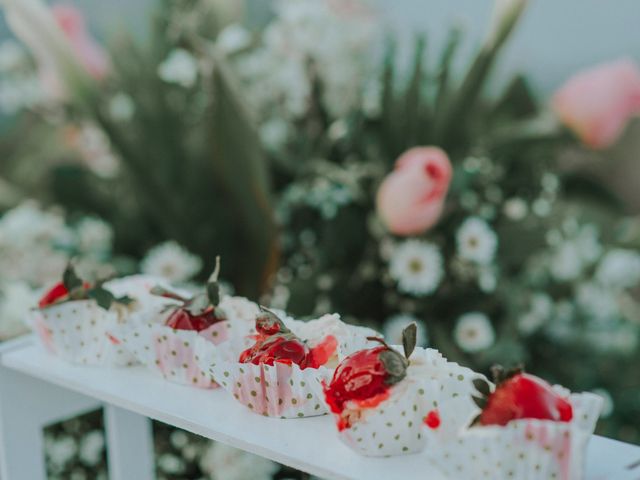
left=206, top=256, right=222, bottom=305
left=116, top=295, right=135, bottom=306
left=63, top=263, right=83, bottom=292
left=402, top=323, right=418, bottom=359
left=380, top=350, right=408, bottom=385
left=472, top=378, right=491, bottom=397
left=88, top=287, right=116, bottom=310
left=472, top=395, right=487, bottom=410
left=150, top=286, right=189, bottom=303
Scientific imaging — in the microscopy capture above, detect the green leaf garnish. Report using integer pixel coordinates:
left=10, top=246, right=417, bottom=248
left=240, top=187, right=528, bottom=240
left=402, top=323, right=417, bottom=359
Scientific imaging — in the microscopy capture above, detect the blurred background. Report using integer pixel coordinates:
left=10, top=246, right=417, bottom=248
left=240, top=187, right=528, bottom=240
left=0, top=0, right=639, bottom=478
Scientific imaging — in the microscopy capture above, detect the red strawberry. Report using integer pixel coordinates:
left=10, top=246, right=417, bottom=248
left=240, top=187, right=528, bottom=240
left=39, top=282, right=71, bottom=308
left=473, top=366, right=573, bottom=427
left=323, top=324, right=417, bottom=429
left=239, top=308, right=338, bottom=370
left=165, top=307, right=224, bottom=332
left=153, top=257, right=226, bottom=332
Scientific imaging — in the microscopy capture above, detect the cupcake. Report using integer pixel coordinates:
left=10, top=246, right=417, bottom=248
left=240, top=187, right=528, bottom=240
left=111, top=259, right=258, bottom=388
left=430, top=366, right=603, bottom=480
left=29, top=263, right=138, bottom=366
left=323, top=323, right=447, bottom=457
left=206, top=307, right=376, bottom=418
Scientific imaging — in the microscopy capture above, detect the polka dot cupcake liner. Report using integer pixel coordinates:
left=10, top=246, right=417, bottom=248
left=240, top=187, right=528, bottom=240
left=28, top=300, right=137, bottom=367
left=334, top=375, right=437, bottom=457
left=201, top=315, right=375, bottom=418
left=110, top=322, right=234, bottom=388
left=110, top=295, right=260, bottom=389
left=329, top=346, right=485, bottom=457
left=208, top=358, right=332, bottom=418
left=407, top=347, right=487, bottom=444
left=428, top=391, right=603, bottom=480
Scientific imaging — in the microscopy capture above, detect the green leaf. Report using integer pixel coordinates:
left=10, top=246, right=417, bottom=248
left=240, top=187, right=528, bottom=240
left=380, top=350, right=408, bottom=386
left=62, top=263, right=83, bottom=292
left=87, top=287, right=116, bottom=310
left=472, top=378, right=491, bottom=398
left=402, top=323, right=418, bottom=359
left=206, top=256, right=221, bottom=305
left=434, top=26, right=462, bottom=120
left=404, top=35, right=427, bottom=146
left=208, top=49, right=279, bottom=298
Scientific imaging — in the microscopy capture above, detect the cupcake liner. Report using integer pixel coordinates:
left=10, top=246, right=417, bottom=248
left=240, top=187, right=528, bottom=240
left=408, top=347, right=486, bottom=443
left=110, top=295, right=260, bottom=388
left=428, top=391, right=603, bottom=480
left=328, top=346, right=484, bottom=457
left=335, top=374, right=438, bottom=457
left=28, top=300, right=137, bottom=367
left=201, top=314, right=375, bottom=418
left=209, top=357, right=332, bottom=418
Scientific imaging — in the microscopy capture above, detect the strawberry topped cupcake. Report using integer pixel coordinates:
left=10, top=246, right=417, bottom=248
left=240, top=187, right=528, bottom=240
left=205, top=308, right=378, bottom=418
left=111, top=259, right=258, bottom=388
left=30, top=264, right=138, bottom=366
left=430, top=366, right=603, bottom=480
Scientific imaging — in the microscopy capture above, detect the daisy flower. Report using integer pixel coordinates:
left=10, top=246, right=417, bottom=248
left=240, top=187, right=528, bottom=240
left=453, top=312, right=495, bottom=353
left=158, top=49, right=199, bottom=88
left=456, top=217, right=498, bottom=265
left=389, top=240, right=443, bottom=296
left=140, top=241, right=202, bottom=283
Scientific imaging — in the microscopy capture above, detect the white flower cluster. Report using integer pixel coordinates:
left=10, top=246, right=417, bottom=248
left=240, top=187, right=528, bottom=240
left=158, top=49, right=199, bottom=88
left=389, top=240, right=443, bottom=296
left=0, top=39, right=43, bottom=114
left=547, top=222, right=601, bottom=282
left=234, top=0, right=378, bottom=148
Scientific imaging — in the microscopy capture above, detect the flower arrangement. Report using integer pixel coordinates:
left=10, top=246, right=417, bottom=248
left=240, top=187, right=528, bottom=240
left=0, top=0, right=639, bottom=477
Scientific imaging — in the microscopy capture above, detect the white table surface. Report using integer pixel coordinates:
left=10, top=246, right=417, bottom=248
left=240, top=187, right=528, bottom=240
left=2, top=342, right=639, bottom=480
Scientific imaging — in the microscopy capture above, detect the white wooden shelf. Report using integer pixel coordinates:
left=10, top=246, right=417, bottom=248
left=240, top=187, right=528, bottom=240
left=1, top=337, right=639, bottom=480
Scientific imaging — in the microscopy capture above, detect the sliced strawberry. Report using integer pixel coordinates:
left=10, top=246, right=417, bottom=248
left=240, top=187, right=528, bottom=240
left=165, top=307, right=223, bottom=332
left=307, top=335, right=338, bottom=368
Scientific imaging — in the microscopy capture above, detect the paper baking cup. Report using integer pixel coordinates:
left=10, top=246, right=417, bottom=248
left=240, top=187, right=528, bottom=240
left=200, top=313, right=379, bottom=418
left=209, top=357, right=332, bottom=418
left=29, top=300, right=137, bottom=367
left=111, top=321, right=235, bottom=388
left=429, top=392, right=603, bottom=480
left=328, top=346, right=484, bottom=457
left=335, top=374, right=438, bottom=457
left=408, top=347, right=487, bottom=443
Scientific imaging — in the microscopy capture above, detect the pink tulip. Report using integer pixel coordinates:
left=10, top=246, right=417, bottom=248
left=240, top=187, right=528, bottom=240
left=552, top=58, right=640, bottom=149
left=376, top=147, right=453, bottom=236
left=52, top=4, right=109, bottom=80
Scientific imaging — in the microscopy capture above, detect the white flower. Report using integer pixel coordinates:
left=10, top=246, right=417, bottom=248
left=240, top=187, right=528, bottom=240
left=477, top=266, right=498, bottom=293
left=454, top=312, right=495, bottom=353
left=456, top=217, right=498, bottom=265
left=260, top=117, right=289, bottom=150
left=75, top=217, right=113, bottom=255
left=158, top=49, right=199, bottom=88
left=502, top=197, right=528, bottom=221
left=0, top=39, right=26, bottom=71
left=389, top=240, right=443, bottom=296
left=383, top=314, right=427, bottom=347
left=217, top=24, right=252, bottom=54
left=108, top=92, right=135, bottom=121
left=0, top=281, right=37, bottom=340
left=199, top=442, right=278, bottom=480
left=591, top=388, right=614, bottom=418
left=576, top=282, right=619, bottom=323
left=140, top=241, right=202, bottom=283
left=157, top=453, right=185, bottom=475
left=517, top=293, right=552, bottom=335
left=550, top=242, right=583, bottom=281
left=78, top=430, right=104, bottom=466
left=46, top=435, right=78, bottom=469
left=595, top=249, right=640, bottom=289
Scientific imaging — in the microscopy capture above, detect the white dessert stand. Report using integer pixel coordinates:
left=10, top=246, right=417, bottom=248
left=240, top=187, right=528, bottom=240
left=1, top=336, right=638, bottom=480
